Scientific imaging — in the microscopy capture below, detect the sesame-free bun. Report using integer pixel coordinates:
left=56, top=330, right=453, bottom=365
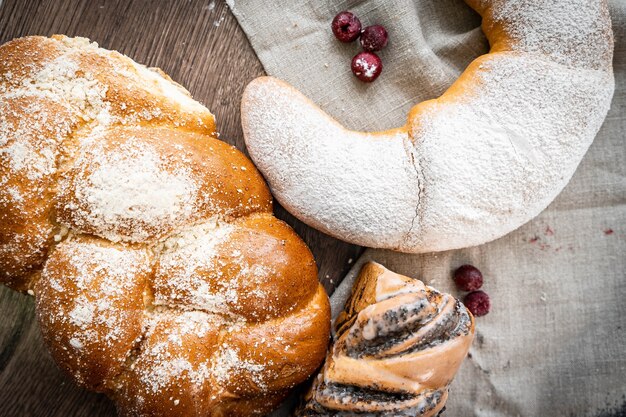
left=0, top=35, right=330, bottom=416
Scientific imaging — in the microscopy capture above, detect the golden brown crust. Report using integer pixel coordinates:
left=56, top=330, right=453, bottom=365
left=153, top=213, right=317, bottom=322
left=0, top=35, right=330, bottom=416
left=0, top=94, right=77, bottom=289
left=334, top=261, right=381, bottom=329
left=55, top=127, right=272, bottom=243
left=34, top=236, right=152, bottom=390
left=224, top=286, right=331, bottom=394
left=113, top=312, right=224, bottom=417
left=0, top=36, right=63, bottom=88
left=50, top=35, right=217, bottom=135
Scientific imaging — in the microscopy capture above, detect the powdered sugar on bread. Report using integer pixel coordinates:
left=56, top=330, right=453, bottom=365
left=0, top=35, right=331, bottom=416
left=60, top=131, right=200, bottom=243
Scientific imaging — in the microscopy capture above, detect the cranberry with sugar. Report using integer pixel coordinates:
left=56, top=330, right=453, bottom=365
left=332, top=11, right=362, bottom=43
left=351, top=52, right=383, bottom=82
left=453, top=264, right=483, bottom=291
left=464, top=291, right=490, bottom=317
left=360, top=25, right=388, bottom=51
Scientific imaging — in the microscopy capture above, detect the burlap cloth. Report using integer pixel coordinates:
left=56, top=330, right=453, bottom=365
left=227, top=0, right=626, bottom=416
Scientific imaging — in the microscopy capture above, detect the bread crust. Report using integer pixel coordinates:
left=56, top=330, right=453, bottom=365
left=0, top=35, right=330, bottom=416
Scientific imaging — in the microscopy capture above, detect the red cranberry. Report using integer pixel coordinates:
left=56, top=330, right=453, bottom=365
left=453, top=264, right=483, bottom=291
left=360, top=25, right=388, bottom=51
left=332, top=11, right=362, bottom=43
left=351, top=52, right=383, bottom=82
left=464, top=291, right=490, bottom=317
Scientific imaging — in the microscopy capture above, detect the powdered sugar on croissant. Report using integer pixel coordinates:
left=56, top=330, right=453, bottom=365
left=241, top=0, right=615, bottom=253
left=0, top=35, right=330, bottom=417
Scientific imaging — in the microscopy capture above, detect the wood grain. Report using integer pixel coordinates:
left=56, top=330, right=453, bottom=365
left=0, top=0, right=363, bottom=415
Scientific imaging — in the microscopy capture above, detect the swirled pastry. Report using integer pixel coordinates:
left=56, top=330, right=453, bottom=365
left=297, top=262, right=474, bottom=416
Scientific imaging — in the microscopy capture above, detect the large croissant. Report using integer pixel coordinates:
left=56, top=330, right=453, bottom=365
left=297, top=262, right=474, bottom=416
left=241, top=0, right=614, bottom=253
left=0, top=35, right=330, bottom=416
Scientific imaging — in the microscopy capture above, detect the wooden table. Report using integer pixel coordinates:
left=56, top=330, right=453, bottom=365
left=0, top=1, right=363, bottom=415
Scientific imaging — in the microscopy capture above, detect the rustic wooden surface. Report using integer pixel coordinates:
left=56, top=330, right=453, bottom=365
left=0, top=0, right=363, bottom=415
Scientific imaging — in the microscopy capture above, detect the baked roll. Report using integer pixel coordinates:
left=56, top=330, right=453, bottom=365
left=241, top=0, right=614, bottom=253
left=297, top=262, right=474, bottom=416
left=0, top=35, right=331, bottom=416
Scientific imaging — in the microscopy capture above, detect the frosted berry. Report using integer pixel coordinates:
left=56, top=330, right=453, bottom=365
left=332, top=11, right=362, bottom=43
left=464, top=291, right=490, bottom=317
left=351, top=52, right=383, bottom=82
left=360, top=25, right=388, bottom=51
left=453, top=264, right=483, bottom=291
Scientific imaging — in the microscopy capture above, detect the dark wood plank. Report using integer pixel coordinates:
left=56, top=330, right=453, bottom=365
left=0, top=0, right=363, bottom=415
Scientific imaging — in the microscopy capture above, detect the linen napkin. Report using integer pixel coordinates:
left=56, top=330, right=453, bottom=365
left=228, top=0, right=626, bottom=415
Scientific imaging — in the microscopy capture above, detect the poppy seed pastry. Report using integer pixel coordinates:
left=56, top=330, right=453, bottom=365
left=0, top=35, right=331, bottom=416
left=297, top=262, right=474, bottom=416
left=241, top=0, right=615, bottom=253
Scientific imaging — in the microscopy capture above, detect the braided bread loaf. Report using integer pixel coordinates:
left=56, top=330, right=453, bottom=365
left=297, top=262, right=474, bottom=416
left=241, top=0, right=615, bottom=253
left=0, top=35, right=330, bottom=416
